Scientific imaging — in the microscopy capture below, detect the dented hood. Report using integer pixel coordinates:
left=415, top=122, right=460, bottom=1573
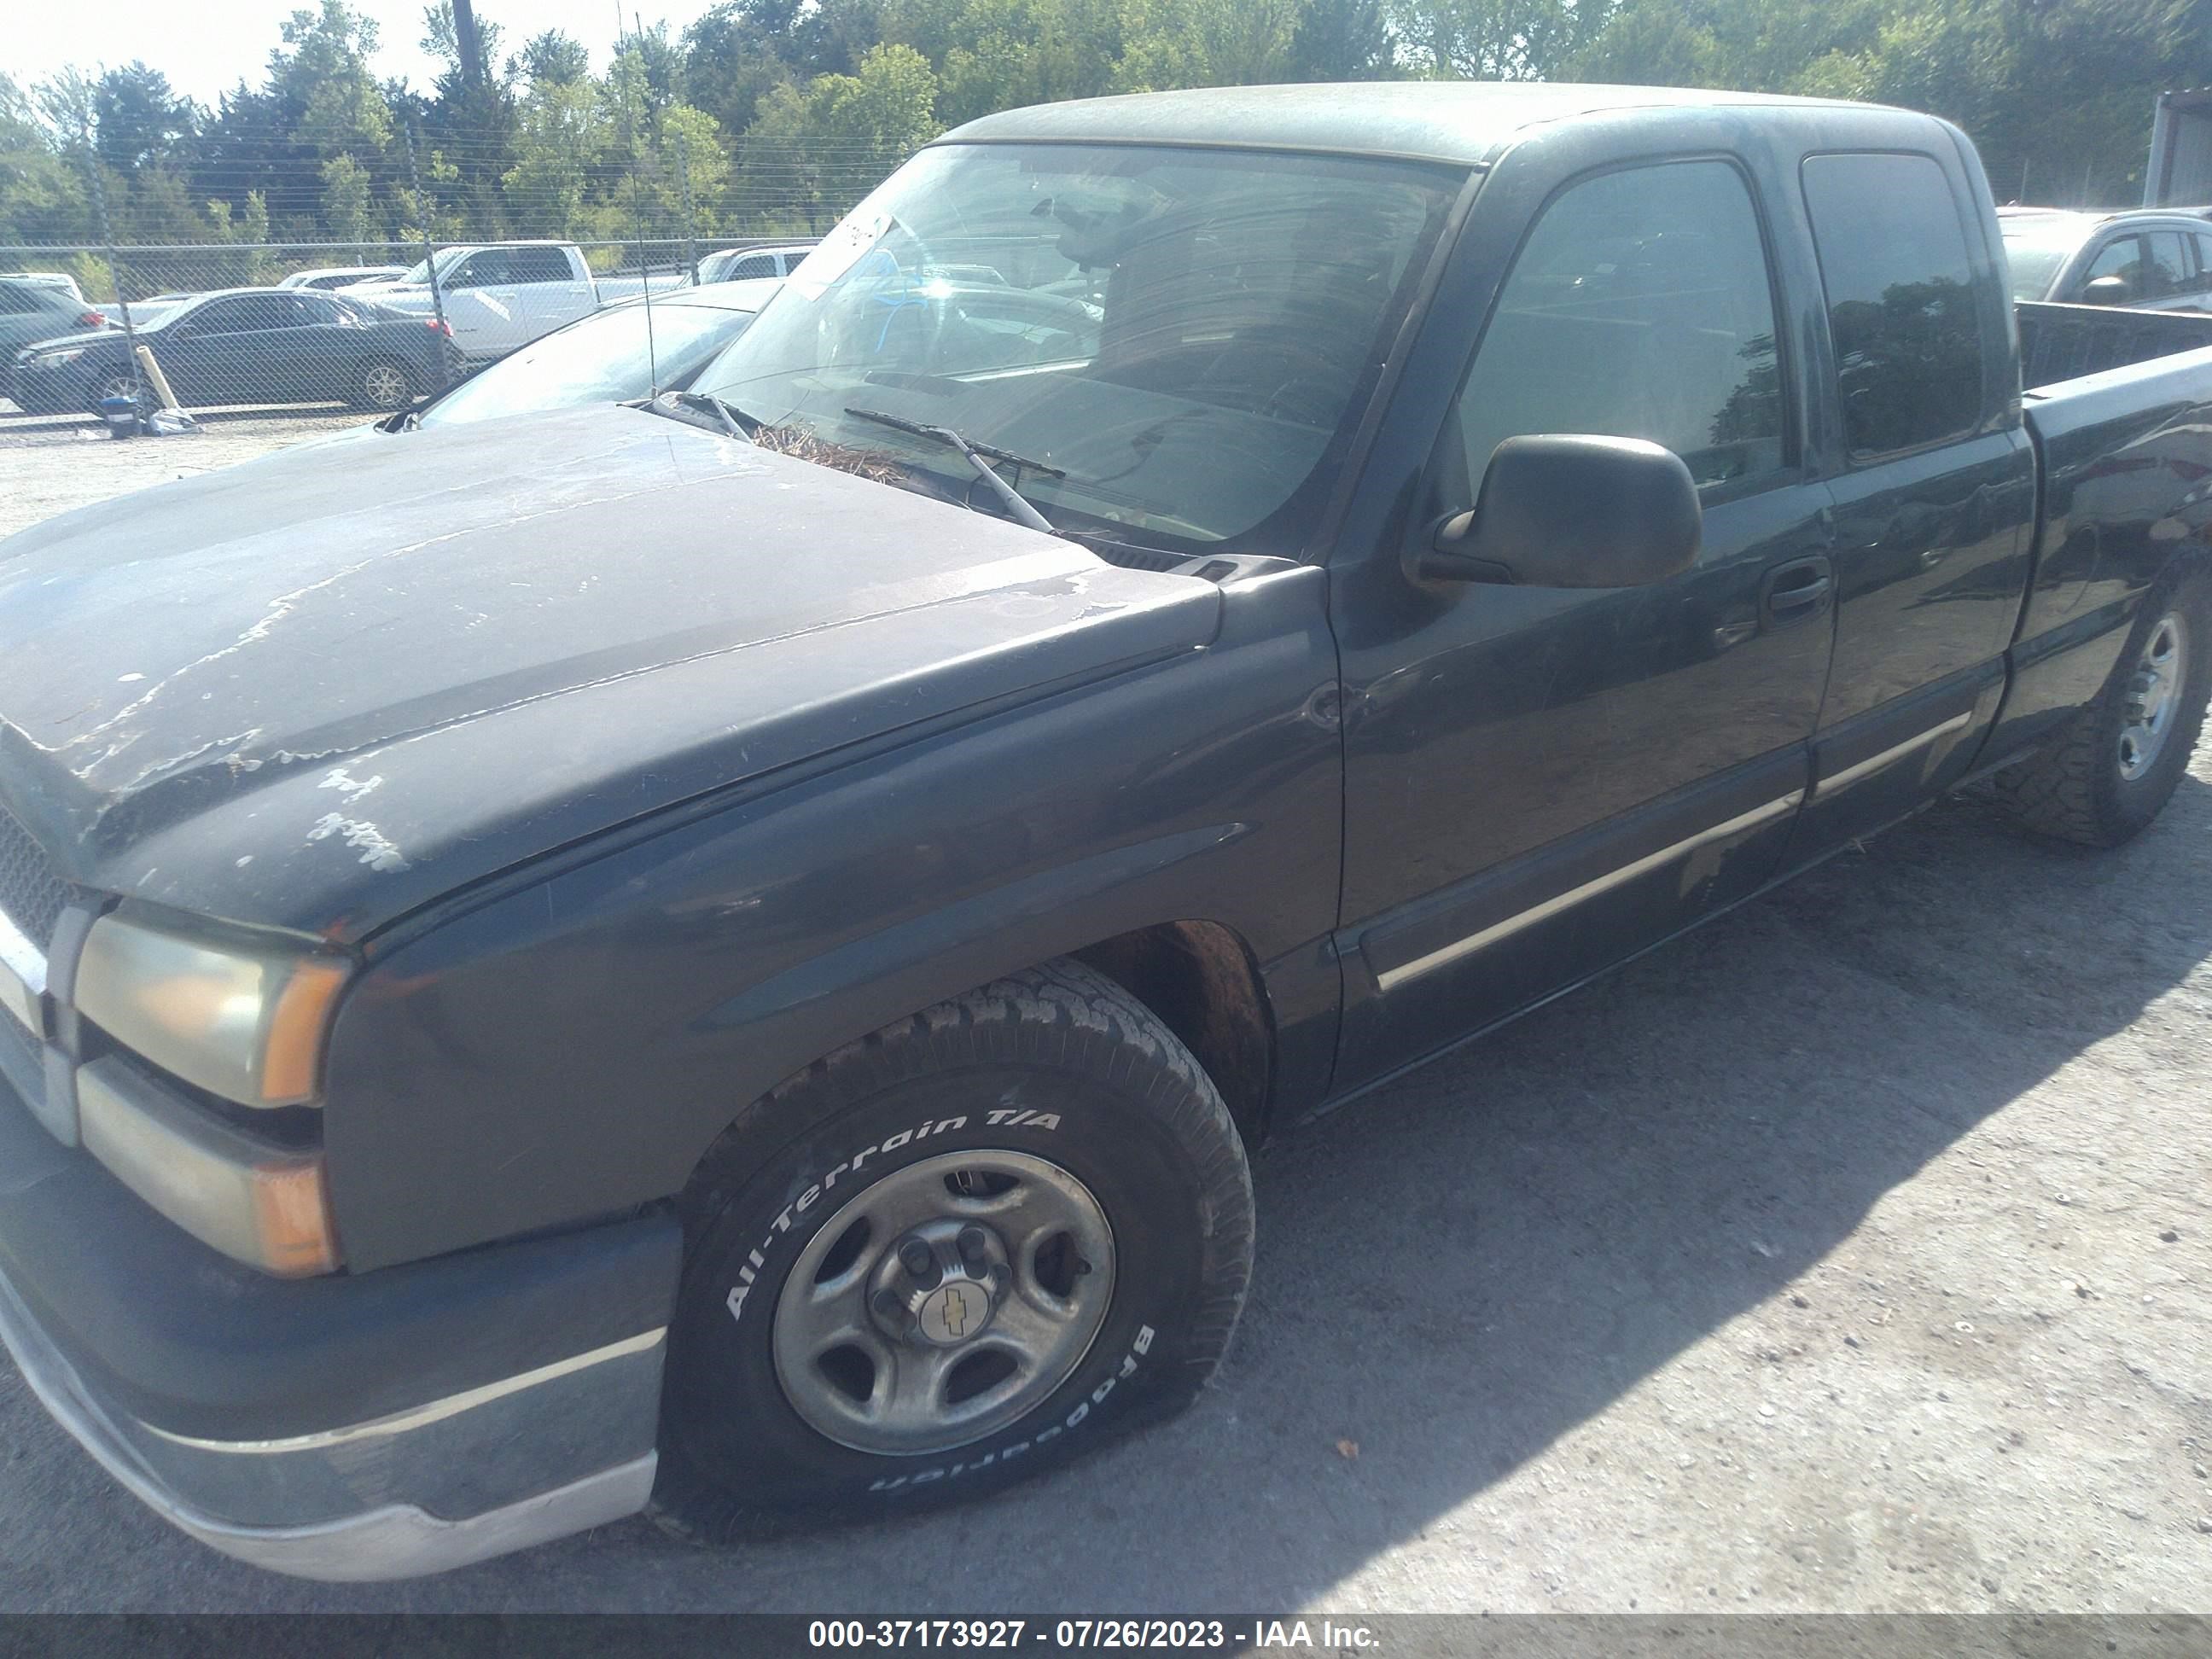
left=0, top=404, right=1220, bottom=942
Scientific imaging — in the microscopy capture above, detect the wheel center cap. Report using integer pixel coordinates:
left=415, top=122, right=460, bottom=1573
left=917, top=1277, right=993, bottom=1346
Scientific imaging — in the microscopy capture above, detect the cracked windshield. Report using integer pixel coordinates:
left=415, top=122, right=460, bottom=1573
left=692, top=143, right=1458, bottom=551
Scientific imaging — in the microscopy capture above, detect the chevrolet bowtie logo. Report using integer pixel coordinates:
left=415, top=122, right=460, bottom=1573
left=922, top=1280, right=987, bottom=1344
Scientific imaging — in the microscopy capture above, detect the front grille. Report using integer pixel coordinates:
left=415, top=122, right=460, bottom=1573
left=0, top=801, right=69, bottom=949
left=0, top=993, right=44, bottom=1118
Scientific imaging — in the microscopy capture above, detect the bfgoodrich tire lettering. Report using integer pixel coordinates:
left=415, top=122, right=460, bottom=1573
left=650, top=959, right=1254, bottom=1540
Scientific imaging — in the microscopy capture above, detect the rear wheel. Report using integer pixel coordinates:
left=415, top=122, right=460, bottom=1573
left=354, top=357, right=415, bottom=410
left=649, top=959, right=1254, bottom=1541
left=1992, top=559, right=2212, bottom=846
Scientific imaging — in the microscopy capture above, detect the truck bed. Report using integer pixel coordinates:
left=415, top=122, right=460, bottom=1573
left=2017, top=300, right=2212, bottom=390
left=1994, top=302, right=2212, bottom=765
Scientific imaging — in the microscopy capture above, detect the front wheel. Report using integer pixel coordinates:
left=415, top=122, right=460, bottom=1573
left=650, top=959, right=1254, bottom=1541
left=1993, top=558, right=2212, bottom=846
left=83, top=370, right=148, bottom=416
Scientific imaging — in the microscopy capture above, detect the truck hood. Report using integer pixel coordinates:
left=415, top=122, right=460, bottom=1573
left=0, top=404, right=1220, bottom=943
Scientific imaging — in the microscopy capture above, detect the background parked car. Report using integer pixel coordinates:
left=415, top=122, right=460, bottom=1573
left=114, top=292, right=203, bottom=328
left=279, top=264, right=410, bottom=291
left=344, top=241, right=686, bottom=363
left=370, top=277, right=783, bottom=433
left=0, top=279, right=111, bottom=401
left=0, top=271, right=88, bottom=305
left=1999, top=207, right=2212, bottom=307
left=9, top=287, right=454, bottom=415
left=692, top=242, right=816, bottom=285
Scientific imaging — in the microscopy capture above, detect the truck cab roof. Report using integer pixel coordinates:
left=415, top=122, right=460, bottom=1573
left=941, top=80, right=1905, bottom=166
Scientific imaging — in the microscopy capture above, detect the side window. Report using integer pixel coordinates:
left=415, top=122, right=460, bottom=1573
left=2143, top=231, right=2188, bottom=299
left=1452, top=160, right=1789, bottom=503
left=731, top=255, right=775, bottom=281
left=450, top=252, right=505, bottom=289
left=2081, top=236, right=2141, bottom=289
left=510, top=247, right=573, bottom=283
left=0, top=283, right=36, bottom=316
left=295, top=294, right=344, bottom=326
left=191, top=298, right=256, bottom=333
left=1802, top=153, right=1985, bottom=458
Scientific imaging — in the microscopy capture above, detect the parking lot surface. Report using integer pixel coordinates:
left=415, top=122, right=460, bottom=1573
left=0, top=407, right=366, bottom=539
left=0, top=421, right=2206, bottom=1614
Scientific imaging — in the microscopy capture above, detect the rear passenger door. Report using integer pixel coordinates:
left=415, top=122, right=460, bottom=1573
left=1788, top=152, right=2035, bottom=859
left=288, top=292, right=360, bottom=400
left=1334, top=155, right=1837, bottom=1088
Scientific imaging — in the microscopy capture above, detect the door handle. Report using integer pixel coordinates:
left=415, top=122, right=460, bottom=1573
left=1761, top=556, right=1834, bottom=628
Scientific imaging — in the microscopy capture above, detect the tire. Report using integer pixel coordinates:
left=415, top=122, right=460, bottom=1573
left=83, top=370, right=147, bottom=416
left=353, top=357, right=416, bottom=411
left=649, top=958, right=1254, bottom=1542
left=1992, top=557, right=2212, bottom=846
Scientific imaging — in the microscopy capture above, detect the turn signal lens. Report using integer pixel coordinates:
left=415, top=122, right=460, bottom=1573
left=78, top=1057, right=341, bottom=1277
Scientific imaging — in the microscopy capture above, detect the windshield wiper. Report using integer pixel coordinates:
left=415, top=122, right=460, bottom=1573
left=635, top=389, right=763, bottom=438
left=843, top=406, right=1065, bottom=536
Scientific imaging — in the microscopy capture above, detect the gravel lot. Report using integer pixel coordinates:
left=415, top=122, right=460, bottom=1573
left=0, top=420, right=2205, bottom=1615
left=0, top=407, right=369, bottom=538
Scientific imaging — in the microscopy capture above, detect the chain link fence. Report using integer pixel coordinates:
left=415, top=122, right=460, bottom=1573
left=1, top=129, right=911, bottom=427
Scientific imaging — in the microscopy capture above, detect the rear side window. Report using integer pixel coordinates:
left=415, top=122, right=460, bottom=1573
left=730, top=255, right=776, bottom=281
left=1452, top=159, right=1789, bottom=500
left=1802, top=153, right=1985, bottom=457
left=0, top=282, right=37, bottom=315
left=2188, top=233, right=2212, bottom=296
left=2143, top=231, right=2189, bottom=298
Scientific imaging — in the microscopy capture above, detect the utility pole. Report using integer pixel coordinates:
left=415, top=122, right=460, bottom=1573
left=676, top=132, right=698, bottom=286
left=453, top=0, right=486, bottom=87
left=404, top=119, right=452, bottom=390
left=82, top=122, right=143, bottom=408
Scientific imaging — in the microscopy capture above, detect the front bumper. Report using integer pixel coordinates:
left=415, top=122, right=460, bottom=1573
left=0, top=1059, right=681, bottom=1580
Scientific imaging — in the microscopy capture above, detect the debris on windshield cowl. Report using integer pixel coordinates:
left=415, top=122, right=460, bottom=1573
left=750, top=422, right=909, bottom=486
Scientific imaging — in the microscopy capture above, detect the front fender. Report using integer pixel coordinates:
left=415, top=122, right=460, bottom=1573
left=320, top=566, right=1342, bottom=1271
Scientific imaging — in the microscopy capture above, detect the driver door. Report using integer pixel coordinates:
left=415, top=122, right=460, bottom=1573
left=1331, top=154, right=1837, bottom=1090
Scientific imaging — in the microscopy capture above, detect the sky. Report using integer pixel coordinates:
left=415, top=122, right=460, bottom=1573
left=5, top=0, right=725, bottom=107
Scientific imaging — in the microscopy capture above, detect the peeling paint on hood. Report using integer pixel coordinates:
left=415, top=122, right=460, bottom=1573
left=0, top=403, right=1220, bottom=941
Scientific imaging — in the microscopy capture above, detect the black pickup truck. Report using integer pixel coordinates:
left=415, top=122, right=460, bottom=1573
left=3, top=83, right=2210, bottom=1581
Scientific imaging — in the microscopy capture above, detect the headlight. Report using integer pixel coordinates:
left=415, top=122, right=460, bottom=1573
left=76, top=910, right=352, bottom=1108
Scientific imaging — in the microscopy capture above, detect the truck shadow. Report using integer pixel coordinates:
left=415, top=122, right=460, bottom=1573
left=15, top=771, right=2209, bottom=1612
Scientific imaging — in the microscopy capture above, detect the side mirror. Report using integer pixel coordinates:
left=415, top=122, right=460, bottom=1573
left=1418, top=434, right=1703, bottom=589
left=2081, top=274, right=2133, bottom=306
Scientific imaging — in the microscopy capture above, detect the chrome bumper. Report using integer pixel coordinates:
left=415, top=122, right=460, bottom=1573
left=0, top=1262, right=662, bottom=1580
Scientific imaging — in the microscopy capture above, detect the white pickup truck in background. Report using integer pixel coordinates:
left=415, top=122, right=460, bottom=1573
left=343, top=242, right=687, bottom=364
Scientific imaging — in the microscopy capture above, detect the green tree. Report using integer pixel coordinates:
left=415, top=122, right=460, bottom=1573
left=94, top=65, right=199, bottom=172
left=321, top=152, right=375, bottom=239
left=274, top=0, right=394, bottom=157
left=742, top=43, right=941, bottom=230
left=0, top=73, right=90, bottom=242
left=499, top=75, right=611, bottom=235
left=515, top=30, right=592, bottom=87
left=1394, top=0, right=1620, bottom=80
left=1115, top=0, right=1305, bottom=89
left=1288, top=0, right=1395, bottom=79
